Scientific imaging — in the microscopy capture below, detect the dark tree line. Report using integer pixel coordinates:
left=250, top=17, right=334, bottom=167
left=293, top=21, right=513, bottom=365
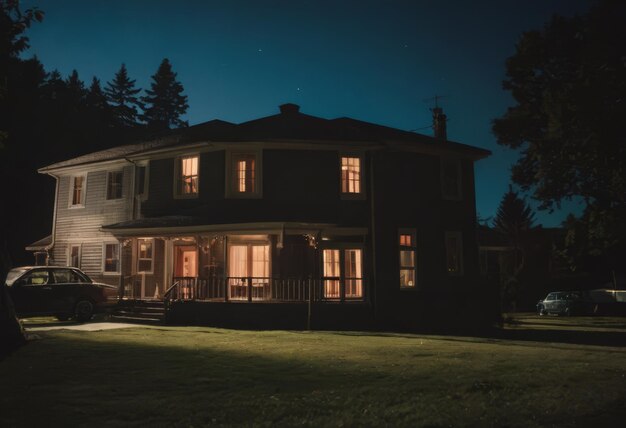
left=0, top=0, right=189, bottom=272
left=493, top=0, right=626, bottom=278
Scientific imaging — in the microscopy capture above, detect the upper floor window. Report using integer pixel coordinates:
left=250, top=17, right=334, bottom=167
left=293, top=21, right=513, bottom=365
left=399, top=230, right=417, bottom=288
left=106, top=171, right=123, bottom=200
left=70, top=175, right=86, bottom=207
left=441, top=158, right=462, bottom=200
left=175, top=155, right=199, bottom=197
left=226, top=151, right=262, bottom=198
left=235, top=154, right=255, bottom=193
left=341, top=156, right=362, bottom=195
left=445, top=231, right=464, bottom=275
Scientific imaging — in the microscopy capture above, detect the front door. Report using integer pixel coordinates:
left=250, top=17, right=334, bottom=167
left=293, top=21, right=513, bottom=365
left=227, top=243, right=270, bottom=300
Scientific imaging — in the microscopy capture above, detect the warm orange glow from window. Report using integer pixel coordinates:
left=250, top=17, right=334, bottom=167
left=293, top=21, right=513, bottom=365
left=399, top=230, right=416, bottom=288
left=234, top=155, right=256, bottom=193
left=341, top=156, right=361, bottom=194
left=322, top=248, right=363, bottom=299
left=344, top=249, right=362, bottom=298
left=179, top=156, right=198, bottom=195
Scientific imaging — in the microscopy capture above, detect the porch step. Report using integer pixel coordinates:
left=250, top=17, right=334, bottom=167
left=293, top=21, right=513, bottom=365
left=111, top=300, right=166, bottom=324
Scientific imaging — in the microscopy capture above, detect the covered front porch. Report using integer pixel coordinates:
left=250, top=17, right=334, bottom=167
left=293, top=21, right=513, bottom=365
left=103, top=220, right=369, bottom=305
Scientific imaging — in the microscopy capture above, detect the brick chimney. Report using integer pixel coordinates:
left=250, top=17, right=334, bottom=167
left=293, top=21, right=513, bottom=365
left=279, top=103, right=300, bottom=115
left=432, top=107, right=447, bottom=140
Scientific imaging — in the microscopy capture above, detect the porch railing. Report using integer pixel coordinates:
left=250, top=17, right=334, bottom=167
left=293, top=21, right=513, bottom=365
left=165, top=276, right=328, bottom=303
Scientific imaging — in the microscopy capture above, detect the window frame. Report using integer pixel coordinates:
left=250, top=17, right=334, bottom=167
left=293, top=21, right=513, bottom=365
left=441, top=157, right=463, bottom=201
left=225, top=150, right=263, bottom=199
left=68, top=243, right=82, bottom=269
left=444, top=231, right=464, bottom=276
left=68, top=174, right=87, bottom=208
left=398, top=229, right=417, bottom=289
left=106, top=170, right=124, bottom=201
left=320, top=246, right=364, bottom=301
left=102, top=242, right=121, bottom=275
left=339, top=153, right=366, bottom=200
left=174, top=154, right=200, bottom=199
left=136, top=238, right=154, bottom=274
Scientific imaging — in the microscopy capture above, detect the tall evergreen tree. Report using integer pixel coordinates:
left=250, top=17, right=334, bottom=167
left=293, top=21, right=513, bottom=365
left=493, top=186, right=537, bottom=311
left=65, top=69, right=86, bottom=105
left=85, top=77, right=107, bottom=110
left=104, top=63, right=142, bottom=128
left=141, top=58, right=188, bottom=130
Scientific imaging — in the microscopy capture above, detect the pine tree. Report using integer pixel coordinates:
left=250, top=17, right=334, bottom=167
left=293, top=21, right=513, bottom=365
left=493, top=186, right=536, bottom=241
left=85, top=77, right=107, bottom=110
left=65, top=69, right=86, bottom=107
left=493, top=186, right=537, bottom=312
left=104, top=63, right=143, bottom=128
left=141, top=58, right=188, bottom=130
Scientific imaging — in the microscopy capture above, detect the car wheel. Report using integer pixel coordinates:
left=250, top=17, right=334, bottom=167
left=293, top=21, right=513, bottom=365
left=74, top=300, right=94, bottom=322
left=55, top=314, right=71, bottom=321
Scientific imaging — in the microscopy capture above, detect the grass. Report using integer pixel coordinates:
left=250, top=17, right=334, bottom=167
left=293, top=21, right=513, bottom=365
left=1, top=317, right=625, bottom=427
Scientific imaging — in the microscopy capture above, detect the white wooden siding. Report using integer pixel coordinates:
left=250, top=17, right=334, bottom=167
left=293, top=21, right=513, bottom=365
left=51, top=166, right=133, bottom=282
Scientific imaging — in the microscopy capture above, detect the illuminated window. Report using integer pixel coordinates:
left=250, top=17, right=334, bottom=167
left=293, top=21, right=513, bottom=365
left=322, top=248, right=363, bottom=299
left=445, top=231, right=464, bottom=275
left=106, top=171, right=123, bottom=200
left=137, top=238, right=153, bottom=273
left=103, top=243, right=120, bottom=273
left=227, top=242, right=270, bottom=300
left=442, top=159, right=462, bottom=200
left=227, top=152, right=261, bottom=198
left=70, top=175, right=86, bottom=206
left=175, top=156, right=199, bottom=197
left=323, top=249, right=341, bottom=299
left=233, top=154, right=256, bottom=193
left=341, top=156, right=362, bottom=194
left=399, top=230, right=417, bottom=288
left=68, top=244, right=81, bottom=268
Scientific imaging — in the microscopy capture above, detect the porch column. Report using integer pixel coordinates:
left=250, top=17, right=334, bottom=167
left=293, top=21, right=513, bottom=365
left=163, top=238, right=173, bottom=293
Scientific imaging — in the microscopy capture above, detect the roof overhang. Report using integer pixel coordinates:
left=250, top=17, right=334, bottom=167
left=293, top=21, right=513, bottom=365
left=101, top=221, right=368, bottom=238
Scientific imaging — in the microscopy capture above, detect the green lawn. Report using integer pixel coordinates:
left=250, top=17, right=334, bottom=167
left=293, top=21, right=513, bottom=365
left=1, top=319, right=625, bottom=427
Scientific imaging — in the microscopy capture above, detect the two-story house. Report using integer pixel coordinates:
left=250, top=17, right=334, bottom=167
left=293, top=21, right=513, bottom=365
left=29, top=104, right=491, bottom=329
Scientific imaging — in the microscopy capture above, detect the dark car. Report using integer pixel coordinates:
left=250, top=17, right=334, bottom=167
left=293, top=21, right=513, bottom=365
left=536, top=291, right=590, bottom=316
left=4, top=266, right=118, bottom=322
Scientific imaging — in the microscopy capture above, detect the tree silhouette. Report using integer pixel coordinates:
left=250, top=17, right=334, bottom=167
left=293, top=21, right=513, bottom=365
left=492, top=0, right=626, bottom=271
left=104, top=63, right=143, bottom=128
left=141, top=58, right=188, bottom=130
left=85, top=77, right=107, bottom=110
left=493, top=186, right=536, bottom=311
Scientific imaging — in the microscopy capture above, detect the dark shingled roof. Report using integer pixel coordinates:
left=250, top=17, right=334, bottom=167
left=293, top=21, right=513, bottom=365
left=40, top=104, right=490, bottom=171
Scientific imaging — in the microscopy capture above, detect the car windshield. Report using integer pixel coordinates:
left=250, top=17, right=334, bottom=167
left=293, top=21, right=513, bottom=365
left=5, top=268, right=29, bottom=286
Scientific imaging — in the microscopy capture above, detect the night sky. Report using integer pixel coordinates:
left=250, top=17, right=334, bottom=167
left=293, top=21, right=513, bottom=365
left=22, top=0, right=590, bottom=227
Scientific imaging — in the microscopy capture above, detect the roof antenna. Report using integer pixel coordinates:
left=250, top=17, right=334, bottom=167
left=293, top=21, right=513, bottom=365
left=424, top=95, right=448, bottom=141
